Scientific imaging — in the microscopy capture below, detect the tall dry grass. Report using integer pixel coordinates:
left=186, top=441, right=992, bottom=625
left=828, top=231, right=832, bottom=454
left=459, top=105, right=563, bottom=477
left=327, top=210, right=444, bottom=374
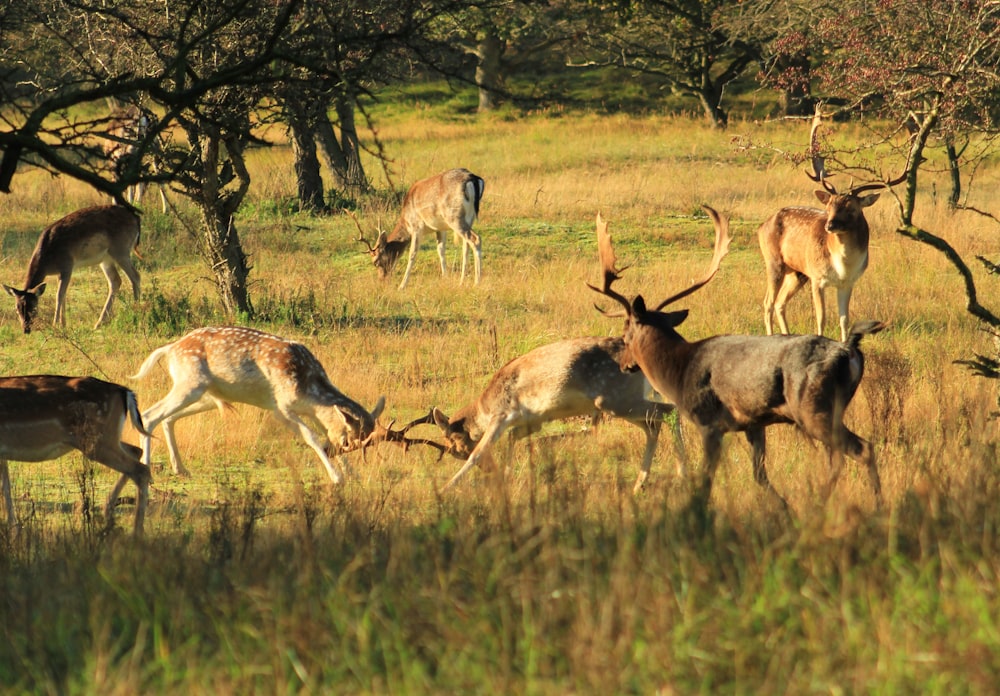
left=1, top=106, right=999, bottom=692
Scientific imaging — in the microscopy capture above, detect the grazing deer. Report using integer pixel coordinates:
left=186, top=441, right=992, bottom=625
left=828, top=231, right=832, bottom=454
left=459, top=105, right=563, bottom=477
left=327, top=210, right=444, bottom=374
left=0, top=375, right=151, bottom=534
left=104, top=103, right=169, bottom=212
left=759, top=109, right=906, bottom=341
left=130, top=326, right=387, bottom=483
left=356, top=168, right=485, bottom=289
left=431, top=336, right=685, bottom=492
left=3, top=205, right=141, bottom=332
left=590, top=208, right=884, bottom=509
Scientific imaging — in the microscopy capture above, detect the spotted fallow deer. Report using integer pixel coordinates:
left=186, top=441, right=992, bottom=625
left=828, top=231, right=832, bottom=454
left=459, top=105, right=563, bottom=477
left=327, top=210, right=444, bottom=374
left=759, top=108, right=906, bottom=342
left=3, top=205, right=141, bottom=332
left=356, top=168, right=485, bottom=289
left=130, top=326, right=387, bottom=483
left=432, top=336, right=686, bottom=492
left=590, top=208, right=884, bottom=509
left=0, top=375, right=151, bottom=534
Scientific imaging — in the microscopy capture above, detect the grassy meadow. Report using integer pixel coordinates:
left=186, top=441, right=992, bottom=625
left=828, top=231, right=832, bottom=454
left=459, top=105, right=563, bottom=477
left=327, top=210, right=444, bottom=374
left=1, top=90, right=1000, bottom=692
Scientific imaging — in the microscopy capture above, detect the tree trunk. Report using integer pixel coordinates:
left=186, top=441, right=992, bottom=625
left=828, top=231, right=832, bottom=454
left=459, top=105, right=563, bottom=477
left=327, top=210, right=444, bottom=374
left=947, top=140, right=961, bottom=209
left=315, top=116, right=351, bottom=192
left=696, top=89, right=728, bottom=129
left=196, top=132, right=254, bottom=318
left=285, top=98, right=326, bottom=213
left=334, top=97, right=368, bottom=193
left=476, top=29, right=504, bottom=112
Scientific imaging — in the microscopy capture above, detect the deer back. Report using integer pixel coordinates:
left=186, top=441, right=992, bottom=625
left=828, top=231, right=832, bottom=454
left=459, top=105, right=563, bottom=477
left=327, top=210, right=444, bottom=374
left=23, top=206, right=140, bottom=287
left=433, top=336, right=647, bottom=458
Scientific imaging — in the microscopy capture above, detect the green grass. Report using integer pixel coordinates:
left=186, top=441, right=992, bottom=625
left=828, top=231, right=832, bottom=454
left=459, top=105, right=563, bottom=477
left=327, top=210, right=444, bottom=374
left=1, top=85, right=1000, bottom=692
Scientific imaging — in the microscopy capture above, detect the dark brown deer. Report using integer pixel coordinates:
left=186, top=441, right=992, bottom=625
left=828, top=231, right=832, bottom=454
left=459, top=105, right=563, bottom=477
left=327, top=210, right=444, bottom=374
left=3, top=205, right=141, bottom=332
left=431, top=336, right=685, bottom=492
left=758, top=109, right=905, bottom=341
left=590, top=208, right=884, bottom=509
left=356, top=168, right=485, bottom=289
left=0, top=375, right=151, bottom=534
left=130, top=326, right=386, bottom=482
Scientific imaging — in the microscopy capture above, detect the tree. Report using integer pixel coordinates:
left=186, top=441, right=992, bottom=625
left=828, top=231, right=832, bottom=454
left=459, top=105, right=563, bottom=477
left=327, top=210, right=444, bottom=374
left=781, top=0, right=1000, bottom=366
left=582, top=0, right=761, bottom=127
left=0, top=0, right=303, bottom=317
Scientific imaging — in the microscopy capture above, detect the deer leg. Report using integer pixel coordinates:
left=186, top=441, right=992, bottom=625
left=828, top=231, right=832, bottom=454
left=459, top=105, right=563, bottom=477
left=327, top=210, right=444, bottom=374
left=836, top=286, right=853, bottom=343
left=435, top=231, right=448, bottom=277
left=96, top=261, right=122, bottom=328
left=843, top=427, right=881, bottom=506
left=762, top=264, right=784, bottom=335
left=398, top=234, right=422, bottom=290
left=746, top=426, right=788, bottom=509
left=810, top=279, right=826, bottom=338
left=697, top=429, right=724, bottom=506
left=141, top=385, right=212, bottom=472
left=1, top=460, right=13, bottom=527
left=442, top=418, right=509, bottom=490
left=114, top=253, right=141, bottom=302
left=468, top=231, right=482, bottom=285
left=773, top=272, right=807, bottom=335
left=278, top=410, right=347, bottom=485
left=94, top=446, right=151, bottom=535
left=54, top=271, right=73, bottom=326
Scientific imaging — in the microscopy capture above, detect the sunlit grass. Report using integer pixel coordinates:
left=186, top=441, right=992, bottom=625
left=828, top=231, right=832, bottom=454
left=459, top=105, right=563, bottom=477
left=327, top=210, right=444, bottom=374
left=1, top=96, right=999, bottom=692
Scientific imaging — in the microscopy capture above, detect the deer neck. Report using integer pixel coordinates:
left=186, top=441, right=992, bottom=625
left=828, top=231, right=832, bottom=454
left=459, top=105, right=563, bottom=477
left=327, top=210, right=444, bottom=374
left=825, top=226, right=869, bottom=282
left=628, top=324, right=691, bottom=405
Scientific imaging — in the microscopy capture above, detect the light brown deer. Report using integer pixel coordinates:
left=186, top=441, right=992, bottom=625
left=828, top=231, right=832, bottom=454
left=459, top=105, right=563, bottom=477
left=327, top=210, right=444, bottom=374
left=431, top=336, right=685, bottom=492
left=0, top=375, right=151, bottom=534
left=356, top=168, right=485, bottom=289
left=590, top=208, right=884, bottom=510
left=759, top=109, right=906, bottom=341
left=3, top=205, right=141, bottom=332
left=104, top=103, right=169, bottom=212
left=130, top=326, right=386, bottom=483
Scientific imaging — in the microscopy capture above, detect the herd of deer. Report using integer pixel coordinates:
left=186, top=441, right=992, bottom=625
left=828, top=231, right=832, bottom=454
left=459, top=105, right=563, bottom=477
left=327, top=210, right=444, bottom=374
left=0, top=109, right=905, bottom=535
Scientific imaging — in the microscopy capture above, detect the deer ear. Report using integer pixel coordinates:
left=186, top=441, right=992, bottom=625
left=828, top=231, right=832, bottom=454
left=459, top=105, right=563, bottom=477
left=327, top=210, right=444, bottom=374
left=370, top=395, right=386, bottom=420
left=664, top=309, right=689, bottom=327
left=859, top=193, right=880, bottom=207
left=432, top=407, right=451, bottom=430
left=29, top=283, right=46, bottom=297
left=632, top=295, right=647, bottom=314
left=2, top=284, right=17, bottom=297
left=815, top=190, right=832, bottom=204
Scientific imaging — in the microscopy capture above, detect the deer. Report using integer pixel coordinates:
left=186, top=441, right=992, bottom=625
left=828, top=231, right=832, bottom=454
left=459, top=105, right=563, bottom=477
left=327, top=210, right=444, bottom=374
left=103, top=103, right=169, bottom=212
left=431, top=336, right=686, bottom=492
left=590, top=207, right=884, bottom=510
left=129, top=326, right=387, bottom=484
left=3, top=205, right=141, bottom=333
left=355, top=168, right=485, bottom=289
left=759, top=107, right=907, bottom=342
left=0, top=375, right=151, bottom=535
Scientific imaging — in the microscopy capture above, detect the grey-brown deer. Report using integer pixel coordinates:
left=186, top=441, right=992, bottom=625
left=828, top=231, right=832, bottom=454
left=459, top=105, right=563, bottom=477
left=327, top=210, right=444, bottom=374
left=590, top=208, right=884, bottom=510
left=4, top=205, right=141, bottom=332
left=432, top=336, right=685, bottom=492
left=0, top=375, right=151, bottom=534
left=758, top=109, right=905, bottom=341
left=130, top=327, right=386, bottom=483
left=357, top=168, right=485, bottom=289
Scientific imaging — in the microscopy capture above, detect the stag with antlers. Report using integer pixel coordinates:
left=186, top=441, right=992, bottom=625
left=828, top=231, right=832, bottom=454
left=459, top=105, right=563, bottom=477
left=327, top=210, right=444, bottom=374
left=759, top=108, right=907, bottom=342
left=590, top=207, right=884, bottom=510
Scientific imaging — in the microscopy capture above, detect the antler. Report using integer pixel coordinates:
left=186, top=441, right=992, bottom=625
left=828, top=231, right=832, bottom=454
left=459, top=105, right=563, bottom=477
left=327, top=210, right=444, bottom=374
left=367, top=409, right=449, bottom=460
left=652, top=205, right=732, bottom=311
left=804, top=105, right=911, bottom=197
left=345, top=208, right=377, bottom=254
left=805, top=105, right=839, bottom=194
left=586, top=212, right=633, bottom=314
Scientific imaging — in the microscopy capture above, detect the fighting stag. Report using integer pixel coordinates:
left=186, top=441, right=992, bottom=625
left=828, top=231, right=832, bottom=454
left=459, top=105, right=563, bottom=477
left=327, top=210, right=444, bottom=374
left=355, top=168, right=485, bottom=289
left=4, top=205, right=141, bottom=332
left=759, top=108, right=906, bottom=341
left=130, top=327, right=386, bottom=483
left=431, top=336, right=685, bottom=492
left=590, top=208, right=884, bottom=509
left=0, top=375, right=151, bottom=534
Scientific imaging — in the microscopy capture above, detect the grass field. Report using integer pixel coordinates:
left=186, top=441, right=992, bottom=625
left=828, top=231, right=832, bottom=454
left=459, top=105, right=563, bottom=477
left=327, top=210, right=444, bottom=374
left=1, top=91, right=999, bottom=692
